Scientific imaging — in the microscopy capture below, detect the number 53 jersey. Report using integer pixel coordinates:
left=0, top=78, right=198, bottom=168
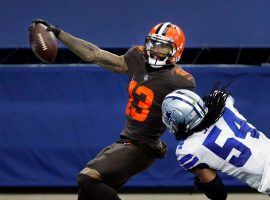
left=176, top=96, right=270, bottom=194
left=121, top=46, right=195, bottom=157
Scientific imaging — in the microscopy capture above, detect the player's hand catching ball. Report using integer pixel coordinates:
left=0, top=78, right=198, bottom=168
left=32, top=19, right=61, bottom=37
left=29, top=19, right=59, bottom=63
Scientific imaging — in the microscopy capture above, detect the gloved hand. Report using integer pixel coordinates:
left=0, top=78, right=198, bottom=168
left=32, top=19, right=61, bottom=37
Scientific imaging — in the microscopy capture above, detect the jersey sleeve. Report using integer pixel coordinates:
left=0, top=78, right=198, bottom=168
left=175, top=140, right=201, bottom=171
left=124, top=46, right=145, bottom=76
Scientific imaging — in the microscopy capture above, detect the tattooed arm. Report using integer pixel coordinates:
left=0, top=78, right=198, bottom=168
left=58, top=31, right=128, bottom=73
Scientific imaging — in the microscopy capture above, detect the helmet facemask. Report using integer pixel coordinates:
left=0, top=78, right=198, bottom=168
left=144, top=35, right=175, bottom=68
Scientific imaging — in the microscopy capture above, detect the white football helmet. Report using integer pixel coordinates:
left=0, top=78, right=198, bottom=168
left=162, top=89, right=207, bottom=136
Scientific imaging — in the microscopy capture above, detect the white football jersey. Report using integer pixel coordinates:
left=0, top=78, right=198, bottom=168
left=175, top=96, right=270, bottom=194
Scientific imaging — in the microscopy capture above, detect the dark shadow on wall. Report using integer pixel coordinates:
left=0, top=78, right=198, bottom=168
left=0, top=48, right=269, bottom=65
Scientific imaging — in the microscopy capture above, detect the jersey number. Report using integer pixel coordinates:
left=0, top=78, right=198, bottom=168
left=125, top=80, right=154, bottom=122
left=203, top=108, right=259, bottom=167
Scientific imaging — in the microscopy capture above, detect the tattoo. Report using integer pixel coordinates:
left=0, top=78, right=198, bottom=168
left=58, top=31, right=128, bottom=73
left=96, top=49, right=128, bottom=73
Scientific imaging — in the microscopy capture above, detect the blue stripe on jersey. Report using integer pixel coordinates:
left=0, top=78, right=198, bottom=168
left=178, top=154, right=193, bottom=166
left=182, top=156, right=199, bottom=170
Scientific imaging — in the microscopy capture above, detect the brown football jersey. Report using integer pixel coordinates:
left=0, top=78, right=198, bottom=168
left=121, top=46, right=195, bottom=157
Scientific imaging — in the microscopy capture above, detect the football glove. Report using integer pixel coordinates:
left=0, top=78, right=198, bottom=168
left=32, top=19, right=61, bottom=37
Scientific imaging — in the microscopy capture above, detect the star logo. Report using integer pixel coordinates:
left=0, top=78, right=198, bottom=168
left=165, top=109, right=175, bottom=124
left=166, top=110, right=173, bottom=120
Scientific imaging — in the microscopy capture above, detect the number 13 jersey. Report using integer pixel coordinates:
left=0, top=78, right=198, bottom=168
left=176, top=96, right=270, bottom=194
left=121, top=46, right=195, bottom=157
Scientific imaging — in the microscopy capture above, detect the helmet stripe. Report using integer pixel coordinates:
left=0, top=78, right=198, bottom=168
left=161, top=24, right=172, bottom=36
left=177, top=91, right=206, bottom=114
left=155, top=23, right=164, bottom=34
left=164, top=95, right=204, bottom=117
left=157, top=22, right=171, bottom=35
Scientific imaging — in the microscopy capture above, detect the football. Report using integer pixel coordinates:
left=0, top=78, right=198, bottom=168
left=29, top=23, right=58, bottom=63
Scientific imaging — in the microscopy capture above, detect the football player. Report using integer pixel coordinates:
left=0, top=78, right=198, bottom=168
left=162, top=82, right=270, bottom=200
left=32, top=19, right=195, bottom=200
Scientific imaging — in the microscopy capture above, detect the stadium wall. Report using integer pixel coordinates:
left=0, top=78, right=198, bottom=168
left=1, top=0, right=270, bottom=48
left=0, top=65, right=269, bottom=188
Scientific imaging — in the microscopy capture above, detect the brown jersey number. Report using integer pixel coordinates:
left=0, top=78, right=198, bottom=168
left=125, top=80, right=154, bottom=122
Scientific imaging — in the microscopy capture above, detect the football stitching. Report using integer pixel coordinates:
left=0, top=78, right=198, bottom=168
left=37, top=33, right=48, bottom=51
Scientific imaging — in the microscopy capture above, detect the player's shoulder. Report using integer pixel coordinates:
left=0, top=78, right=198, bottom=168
left=222, top=96, right=242, bottom=118
left=225, top=95, right=235, bottom=107
left=125, top=45, right=144, bottom=55
left=172, top=65, right=190, bottom=76
left=124, top=45, right=144, bottom=62
left=222, top=95, right=249, bottom=123
left=135, top=45, right=144, bottom=52
left=175, top=136, right=204, bottom=170
left=168, top=65, right=196, bottom=90
left=173, top=65, right=194, bottom=80
left=124, top=46, right=145, bottom=74
left=176, top=133, right=204, bottom=152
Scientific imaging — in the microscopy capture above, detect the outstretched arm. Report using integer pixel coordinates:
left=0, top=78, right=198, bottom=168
left=192, top=167, right=227, bottom=200
left=32, top=19, right=128, bottom=73
left=58, top=31, right=128, bottom=73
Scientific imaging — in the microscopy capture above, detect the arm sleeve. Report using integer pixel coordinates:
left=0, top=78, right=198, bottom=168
left=194, top=174, right=227, bottom=200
